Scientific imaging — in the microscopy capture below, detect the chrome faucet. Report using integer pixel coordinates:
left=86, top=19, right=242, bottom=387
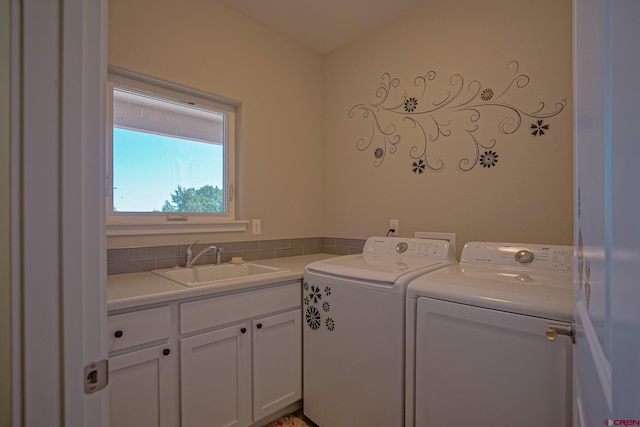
left=185, top=240, right=199, bottom=266
left=186, top=244, right=223, bottom=268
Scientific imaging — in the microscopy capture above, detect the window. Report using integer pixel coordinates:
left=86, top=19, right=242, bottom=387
left=107, top=69, right=245, bottom=235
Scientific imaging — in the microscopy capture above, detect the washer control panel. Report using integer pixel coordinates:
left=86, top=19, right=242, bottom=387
left=364, top=236, right=452, bottom=258
left=461, top=242, right=573, bottom=272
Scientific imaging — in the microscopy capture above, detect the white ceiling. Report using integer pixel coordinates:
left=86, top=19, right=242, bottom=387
left=214, top=0, right=428, bottom=54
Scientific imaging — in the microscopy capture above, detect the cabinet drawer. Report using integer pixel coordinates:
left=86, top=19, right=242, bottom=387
left=108, top=306, right=171, bottom=352
left=180, top=282, right=300, bottom=335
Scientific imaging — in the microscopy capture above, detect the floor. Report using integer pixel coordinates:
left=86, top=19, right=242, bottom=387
left=266, top=410, right=317, bottom=427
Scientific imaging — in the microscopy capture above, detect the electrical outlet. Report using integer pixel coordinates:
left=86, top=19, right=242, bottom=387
left=252, top=219, right=261, bottom=235
left=389, top=219, right=399, bottom=236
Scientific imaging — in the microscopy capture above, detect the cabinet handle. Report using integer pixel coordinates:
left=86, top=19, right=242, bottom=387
left=240, top=327, right=247, bottom=334
left=114, top=330, right=123, bottom=338
left=256, top=323, right=263, bottom=329
left=162, top=348, right=171, bottom=356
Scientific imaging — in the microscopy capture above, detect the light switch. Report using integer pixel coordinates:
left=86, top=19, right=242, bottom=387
left=252, top=219, right=261, bottom=235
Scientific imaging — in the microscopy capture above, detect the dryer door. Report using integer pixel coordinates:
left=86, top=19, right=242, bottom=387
left=414, top=298, right=572, bottom=427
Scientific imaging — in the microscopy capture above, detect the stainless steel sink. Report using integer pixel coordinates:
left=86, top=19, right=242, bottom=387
left=152, top=263, right=289, bottom=287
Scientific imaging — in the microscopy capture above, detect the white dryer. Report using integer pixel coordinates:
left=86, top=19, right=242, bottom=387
left=405, top=242, right=574, bottom=427
left=303, top=236, right=455, bottom=427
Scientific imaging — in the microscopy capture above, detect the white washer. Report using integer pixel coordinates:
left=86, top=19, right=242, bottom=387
left=303, top=236, right=455, bottom=427
left=405, top=242, right=574, bottom=427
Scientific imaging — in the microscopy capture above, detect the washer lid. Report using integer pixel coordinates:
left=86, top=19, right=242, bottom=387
left=407, top=266, right=573, bottom=321
left=307, top=253, right=450, bottom=284
left=305, top=236, right=455, bottom=286
left=407, top=242, right=574, bottom=321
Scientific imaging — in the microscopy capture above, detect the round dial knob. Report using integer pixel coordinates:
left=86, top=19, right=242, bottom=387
left=114, top=330, right=123, bottom=338
left=395, top=242, right=408, bottom=254
left=515, top=250, right=534, bottom=264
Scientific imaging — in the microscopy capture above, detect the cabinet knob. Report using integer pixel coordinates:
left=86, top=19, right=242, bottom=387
left=256, top=323, right=263, bottom=329
left=240, top=327, right=247, bottom=334
left=162, top=348, right=170, bottom=356
left=114, top=330, right=123, bottom=338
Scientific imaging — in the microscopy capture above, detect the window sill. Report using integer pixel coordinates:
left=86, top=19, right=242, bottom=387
left=106, top=220, right=249, bottom=236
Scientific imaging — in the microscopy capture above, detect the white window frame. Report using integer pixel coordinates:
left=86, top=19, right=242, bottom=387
left=106, top=67, right=247, bottom=235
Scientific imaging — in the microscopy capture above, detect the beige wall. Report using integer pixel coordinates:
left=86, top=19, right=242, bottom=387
left=108, top=0, right=325, bottom=248
left=109, top=0, right=574, bottom=254
left=1, top=0, right=11, bottom=422
left=323, top=0, right=573, bottom=256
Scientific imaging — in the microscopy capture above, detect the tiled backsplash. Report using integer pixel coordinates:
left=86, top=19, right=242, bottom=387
left=107, top=237, right=366, bottom=275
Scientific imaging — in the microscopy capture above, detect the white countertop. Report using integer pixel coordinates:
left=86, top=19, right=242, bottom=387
left=108, top=253, right=337, bottom=311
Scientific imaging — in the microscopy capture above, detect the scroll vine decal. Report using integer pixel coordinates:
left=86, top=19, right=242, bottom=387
left=348, top=61, right=566, bottom=173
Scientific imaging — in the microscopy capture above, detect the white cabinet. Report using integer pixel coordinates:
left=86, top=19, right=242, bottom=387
left=179, top=282, right=302, bottom=427
left=108, top=281, right=302, bottom=427
left=109, top=344, right=175, bottom=427
left=180, top=310, right=302, bottom=427
left=252, top=310, right=302, bottom=421
left=180, top=323, right=252, bottom=427
left=107, top=306, right=177, bottom=427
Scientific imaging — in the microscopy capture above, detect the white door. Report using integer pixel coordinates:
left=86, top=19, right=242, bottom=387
left=14, top=0, right=108, bottom=426
left=573, top=0, right=640, bottom=424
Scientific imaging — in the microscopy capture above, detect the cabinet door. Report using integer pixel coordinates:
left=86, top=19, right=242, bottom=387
left=109, top=344, right=174, bottom=427
left=252, top=310, right=302, bottom=421
left=180, top=324, right=251, bottom=427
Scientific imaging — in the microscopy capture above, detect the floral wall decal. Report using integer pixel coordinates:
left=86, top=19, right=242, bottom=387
left=479, top=150, right=499, bottom=168
left=531, top=120, right=550, bottom=136
left=348, top=61, right=566, bottom=173
left=480, top=88, right=494, bottom=101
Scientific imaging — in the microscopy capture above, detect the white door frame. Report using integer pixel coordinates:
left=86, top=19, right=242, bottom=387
left=12, top=0, right=108, bottom=425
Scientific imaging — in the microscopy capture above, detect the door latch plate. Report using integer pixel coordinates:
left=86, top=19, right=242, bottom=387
left=84, top=359, right=108, bottom=394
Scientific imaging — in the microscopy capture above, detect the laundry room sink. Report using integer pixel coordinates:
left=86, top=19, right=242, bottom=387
left=152, top=263, right=289, bottom=287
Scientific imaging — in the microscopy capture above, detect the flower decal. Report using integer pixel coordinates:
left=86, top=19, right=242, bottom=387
left=530, top=120, right=549, bottom=136
left=349, top=62, right=567, bottom=173
left=305, top=306, right=321, bottom=330
left=479, top=150, right=499, bottom=168
left=324, top=286, right=331, bottom=296
left=322, top=302, right=330, bottom=312
left=412, top=159, right=426, bottom=174
left=326, top=318, right=335, bottom=332
left=303, top=296, right=310, bottom=306
left=309, top=285, right=322, bottom=304
left=480, top=88, right=494, bottom=101
left=404, top=97, right=418, bottom=112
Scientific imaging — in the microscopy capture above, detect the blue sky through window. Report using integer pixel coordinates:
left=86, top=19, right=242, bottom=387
left=112, top=128, right=224, bottom=212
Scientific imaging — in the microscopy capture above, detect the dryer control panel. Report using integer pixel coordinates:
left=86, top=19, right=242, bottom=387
left=363, top=237, right=452, bottom=259
left=461, top=242, right=573, bottom=272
